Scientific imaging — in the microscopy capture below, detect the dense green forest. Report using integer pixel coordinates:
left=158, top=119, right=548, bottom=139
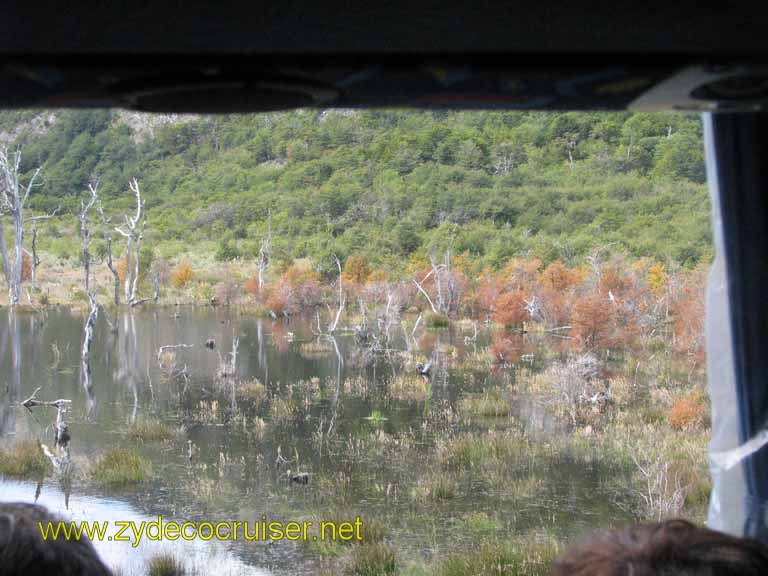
left=0, top=109, right=710, bottom=277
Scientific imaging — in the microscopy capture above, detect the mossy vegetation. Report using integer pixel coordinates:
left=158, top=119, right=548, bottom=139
left=127, top=419, right=172, bottom=442
left=0, top=439, right=52, bottom=479
left=91, top=449, right=151, bottom=486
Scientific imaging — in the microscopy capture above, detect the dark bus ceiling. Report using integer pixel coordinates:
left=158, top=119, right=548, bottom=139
left=0, top=1, right=766, bottom=113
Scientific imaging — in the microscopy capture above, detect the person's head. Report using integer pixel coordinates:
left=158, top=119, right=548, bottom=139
left=551, top=519, right=768, bottom=576
left=0, top=502, right=112, bottom=576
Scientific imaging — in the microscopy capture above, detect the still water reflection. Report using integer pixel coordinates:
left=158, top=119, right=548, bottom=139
left=0, top=306, right=632, bottom=574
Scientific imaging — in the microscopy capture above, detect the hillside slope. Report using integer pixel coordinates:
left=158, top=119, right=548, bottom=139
left=0, top=109, right=711, bottom=276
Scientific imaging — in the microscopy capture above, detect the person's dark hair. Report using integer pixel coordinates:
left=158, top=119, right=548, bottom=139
left=0, top=502, right=112, bottom=576
left=551, top=519, right=768, bottom=576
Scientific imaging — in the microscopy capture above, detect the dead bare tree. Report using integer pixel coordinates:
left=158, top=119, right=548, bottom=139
left=81, top=292, right=98, bottom=415
left=114, top=178, right=146, bottom=305
left=413, top=248, right=455, bottom=315
left=0, top=210, right=8, bottom=286
left=82, top=292, right=98, bottom=363
left=258, top=210, right=271, bottom=292
left=0, top=147, right=56, bottom=305
left=218, top=334, right=240, bottom=379
left=79, top=183, right=99, bottom=295
left=413, top=267, right=442, bottom=314
left=94, top=187, right=121, bottom=306
left=30, top=225, right=40, bottom=289
left=328, top=255, right=345, bottom=333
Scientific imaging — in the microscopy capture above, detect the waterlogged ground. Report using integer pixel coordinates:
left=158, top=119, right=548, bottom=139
left=0, top=307, right=708, bottom=575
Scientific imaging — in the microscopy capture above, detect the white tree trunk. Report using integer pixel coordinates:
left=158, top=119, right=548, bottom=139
left=95, top=195, right=120, bottom=306
left=115, top=178, right=145, bottom=305
left=0, top=218, right=9, bottom=286
left=0, top=148, right=43, bottom=306
left=328, top=256, right=345, bottom=333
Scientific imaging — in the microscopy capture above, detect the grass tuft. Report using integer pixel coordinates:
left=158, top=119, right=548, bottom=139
left=435, top=539, right=559, bottom=576
left=346, top=543, right=397, bottom=576
left=459, top=387, right=511, bottom=417
left=0, top=439, right=52, bottom=479
left=92, top=449, right=151, bottom=486
left=147, top=553, right=185, bottom=576
left=127, top=419, right=172, bottom=442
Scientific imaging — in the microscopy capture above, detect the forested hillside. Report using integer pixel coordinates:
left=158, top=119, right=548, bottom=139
left=0, top=109, right=710, bottom=277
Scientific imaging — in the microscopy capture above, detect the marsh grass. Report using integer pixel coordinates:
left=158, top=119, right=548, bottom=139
left=411, top=474, right=458, bottom=502
left=346, top=542, right=397, bottom=576
left=238, top=378, right=267, bottom=405
left=307, top=511, right=387, bottom=546
left=434, top=538, right=559, bottom=576
left=0, top=439, right=52, bottom=479
left=147, top=553, right=185, bottom=576
left=91, top=449, right=151, bottom=486
left=461, top=512, right=503, bottom=535
left=437, top=431, right=530, bottom=470
left=269, top=395, right=298, bottom=422
left=458, top=387, right=511, bottom=417
left=127, top=419, right=172, bottom=442
left=597, top=409, right=710, bottom=521
left=389, top=373, right=430, bottom=401
left=299, top=340, right=334, bottom=359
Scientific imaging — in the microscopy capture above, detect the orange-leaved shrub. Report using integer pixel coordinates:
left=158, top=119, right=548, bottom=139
left=117, top=257, right=128, bottom=283
left=490, top=332, right=523, bottom=364
left=572, top=293, right=616, bottom=349
left=540, top=260, right=579, bottom=292
left=671, top=265, right=707, bottom=361
left=493, top=291, right=529, bottom=328
left=171, top=259, right=195, bottom=288
left=244, top=276, right=260, bottom=297
left=21, top=251, right=32, bottom=282
left=667, top=390, right=708, bottom=430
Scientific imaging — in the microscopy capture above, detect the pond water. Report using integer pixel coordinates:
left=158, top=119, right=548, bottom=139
left=0, top=306, right=639, bottom=574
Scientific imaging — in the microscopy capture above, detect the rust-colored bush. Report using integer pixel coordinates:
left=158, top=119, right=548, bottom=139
left=171, top=259, right=195, bottom=288
left=598, top=265, right=632, bottom=298
left=493, top=290, right=529, bottom=328
left=244, top=276, right=260, bottom=297
left=671, top=265, right=707, bottom=361
left=538, top=286, right=573, bottom=327
left=265, top=287, right=288, bottom=316
left=539, top=260, right=579, bottom=291
left=490, top=332, right=523, bottom=364
left=572, top=293, right=616, bottom=349
left=667, top=390, right=708, bottom=430
left=117, top=257, right=128, bottom=283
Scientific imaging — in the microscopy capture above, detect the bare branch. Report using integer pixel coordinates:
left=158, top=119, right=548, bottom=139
left=24, top=207, right=60, bottom=223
